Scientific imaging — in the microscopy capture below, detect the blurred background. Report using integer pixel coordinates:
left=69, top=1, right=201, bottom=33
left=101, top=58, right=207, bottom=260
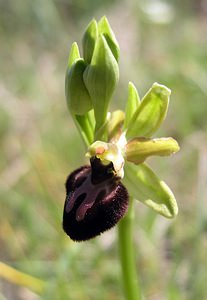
left=0, top=0, right=207, bottom=299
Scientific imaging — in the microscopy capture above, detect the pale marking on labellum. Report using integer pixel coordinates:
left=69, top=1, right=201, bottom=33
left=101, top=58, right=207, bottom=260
left=66, top=171, right=115, bottom=222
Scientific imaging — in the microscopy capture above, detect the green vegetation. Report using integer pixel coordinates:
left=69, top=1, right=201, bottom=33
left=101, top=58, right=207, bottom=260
left=1, top=1, right=207, bottom=299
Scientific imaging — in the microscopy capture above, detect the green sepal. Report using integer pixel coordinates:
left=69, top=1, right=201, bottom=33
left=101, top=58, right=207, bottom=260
left=93, top=109, right=125, bottom=147
left=83, top=34, right=119, bottom=131
left=65, top=59, right=92, bottom=115
left=124, top=81, right=140, bottom=130
left=82, top=19, right=98, bottom=64
left=126, top=83, right=170, bottom=139
left=98, top=16, right=120, bottom=61
left=123, top=162, right=178, bottom=218
left=94, top=115, right=109, bottom=142
left=68, top=42, right=81, bottom=68
left=125, top=137, right=180, bottom=164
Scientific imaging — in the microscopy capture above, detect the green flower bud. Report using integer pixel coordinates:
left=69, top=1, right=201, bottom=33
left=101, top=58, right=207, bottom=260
left=126, top=82, right=170, bottom=139
left=125, top=137, right=180, bottom=164
left=65, top=59, right=92, bottom=115
left=67, top=42, right=81, bottom=68
left=65, top=43, right=81, bottom=112
left=83, top=35, right=119, bottom=130
left=124, top=81, right=140, bottom=130
left=82, top=19, right=98, bottom=64
left=98, top=16, right=120, bottom=61
left=123, top=162, right=178, bottom=218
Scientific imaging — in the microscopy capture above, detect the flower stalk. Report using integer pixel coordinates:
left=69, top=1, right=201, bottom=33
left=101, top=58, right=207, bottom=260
left=118, top=197, right=142, bottom=300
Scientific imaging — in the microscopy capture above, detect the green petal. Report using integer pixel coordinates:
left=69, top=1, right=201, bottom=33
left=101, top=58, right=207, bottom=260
left=124, top=81, right=140, bottom=130
left=123, top=162, right=178, bottom=218
left=94, top=110, right=125, bottom=142
left=108, top=110, right=125, bottom=141
left=82, top=19, right=98, bottom=64
left=98, top=16, right=120, bottom=61
left=126, top=82, right=170, bottom=139
left=65, top=59, right=92, bottom=115
left=125, top=137, right=180, bottom=164
left=83, top=35, right=119, bottom=131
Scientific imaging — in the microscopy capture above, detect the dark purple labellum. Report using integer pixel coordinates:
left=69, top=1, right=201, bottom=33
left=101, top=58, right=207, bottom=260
left=62, top=157, right=129, bottom=241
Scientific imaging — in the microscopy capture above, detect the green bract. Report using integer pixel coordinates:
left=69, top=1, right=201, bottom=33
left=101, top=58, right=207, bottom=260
left=65, top=16, right=180, bottom=219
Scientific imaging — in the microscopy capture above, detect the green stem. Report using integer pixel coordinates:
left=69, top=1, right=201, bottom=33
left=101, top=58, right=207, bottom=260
left=0, top=262, right=45, bottom=294
left=118, top=197, right=142, bottom=300
left=74, top=113, right=94, bottom=147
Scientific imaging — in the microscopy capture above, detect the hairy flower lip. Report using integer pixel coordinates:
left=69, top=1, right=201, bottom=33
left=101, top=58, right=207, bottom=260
left=63, top=159, right=129, bottom=241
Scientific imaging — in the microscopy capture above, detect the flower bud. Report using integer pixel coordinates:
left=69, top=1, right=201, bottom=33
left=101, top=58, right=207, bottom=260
left=126, top=82, right=170, bottom=139
left=98, top=16, right=120, bottom=61
left=125, top=137, right=180, bottom=164
left=82, top=19, right=98, bottom=64
left=63, top=158, right=128, bottom=241
left=83, top=35, right=119, bottom=130
left=65, top=59, right=92, bottom=115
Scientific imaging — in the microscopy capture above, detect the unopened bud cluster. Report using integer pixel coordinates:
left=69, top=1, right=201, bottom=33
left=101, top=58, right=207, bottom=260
left=65, top=16, right=119, bottom=133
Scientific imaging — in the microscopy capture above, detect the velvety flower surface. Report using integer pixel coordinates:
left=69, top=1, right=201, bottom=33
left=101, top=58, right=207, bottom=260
left=63, top=157, right=129, bottom=241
